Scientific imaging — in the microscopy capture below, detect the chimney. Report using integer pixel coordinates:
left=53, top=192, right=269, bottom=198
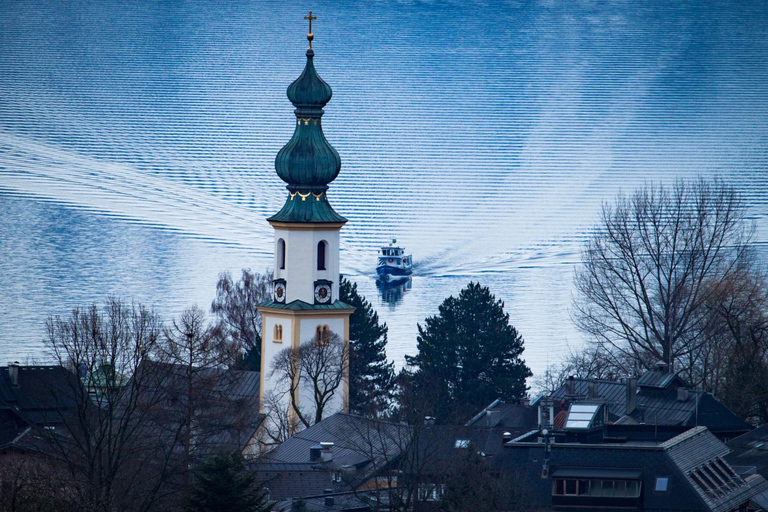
left=566, top=376, right=576, bottom=397
left=538, top=399, right=555, bottom=429
left=320, top=442, right=334, bottom=462
left=588, top=380, right=599, bottom=400
left=424, top=416, right=435, bottom=427
left=677, top=388, right=689, bottom=402
left=8, top=361, right=20, bottom=387
left=325, top=495, right=335, bottom=507
left=310, top=445, right=323, bottom=462
left=341, top=465, right=355, bottom=480
left=655, top=360, right=669, bottom=373
left=486, top=409, right=501, bottom=427
left=626, top=378, right=637, bottom=415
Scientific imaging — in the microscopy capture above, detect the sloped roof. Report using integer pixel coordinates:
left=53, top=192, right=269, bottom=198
left=549, top=373, right=749, bottom=434
left=259, top=299, right=355, bottom=312
left=465, top=400, right=538, bottom=436
left=662, top=426, right=768, bottom=512
left=550, top=378, right=627, bottom=406
left=253, top=413, right=410, bottom=500
left=131, top=361, right=263, bottom=457
left=0, top=365, right=79, bottom=426
left=638, top=370, right=686, bottom=389
left=662, top=426, right=729, bottom=472
left=259, top=413, right=409, bottom=467
left=726, top=425, right=768, bottom=479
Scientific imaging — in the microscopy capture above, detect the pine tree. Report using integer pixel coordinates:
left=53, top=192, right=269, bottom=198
left=340, top=276, right=395, bottom=416
left=406, top=282, right=532, bottom=422
left=186, top=452, right=272, bottom=512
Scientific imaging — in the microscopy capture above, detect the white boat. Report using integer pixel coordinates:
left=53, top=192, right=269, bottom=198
left=376, top=239, right=413, bottom=280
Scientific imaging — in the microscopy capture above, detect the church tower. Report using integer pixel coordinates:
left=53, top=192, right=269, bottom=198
left=258, top=13, right=354, bottom=428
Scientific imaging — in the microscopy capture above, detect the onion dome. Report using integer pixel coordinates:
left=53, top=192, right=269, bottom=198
left=286, top=49, right=333, bottom=117
left=269, top=35, right=346, bottom=224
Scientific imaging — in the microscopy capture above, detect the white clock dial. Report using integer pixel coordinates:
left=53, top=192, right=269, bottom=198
left=274, top=282, right=286, bottom=303
left=314, top=284, right=331, bottom=304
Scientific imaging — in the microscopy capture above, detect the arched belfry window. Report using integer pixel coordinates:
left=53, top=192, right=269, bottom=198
left=277, top=239, right=286, bottom=270
left=273, top=324, right=283, bottom=343
left=315, top=324, right=331, bottom=346
left=317, top=241, right=327, bottom=271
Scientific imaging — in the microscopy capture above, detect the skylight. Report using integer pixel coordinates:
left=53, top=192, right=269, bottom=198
left=655, top=477, right=669, bottom=492
left=455, top=439, right=470, bottom=448
left=564, top=404, right=601, bottom=430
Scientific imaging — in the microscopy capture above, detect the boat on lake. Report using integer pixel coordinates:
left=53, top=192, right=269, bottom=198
left=377, top=239, right=413, bottom=280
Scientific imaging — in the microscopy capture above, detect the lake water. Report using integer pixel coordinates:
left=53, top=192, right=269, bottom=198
left=2, top=0, right=768, bottom=380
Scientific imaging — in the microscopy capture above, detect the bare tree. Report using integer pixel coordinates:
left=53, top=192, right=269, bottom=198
left=691, top=260, right=768, bottom=423
left=259, top=391, right=299, bottom=446
left=331, top=414, right=433, bottom=512
left=152, top=306, right=262, bottom=467
left=43, top=298, right=179, bottom=512
left=0, top=454, right=75, bottom=511
left=211, top=269, right=272, bottom=369
left=573, top=178, right=752, bottom=373
left=532, top=345, right=645, bottom=397
left=267, top=332, right=348, bottom=431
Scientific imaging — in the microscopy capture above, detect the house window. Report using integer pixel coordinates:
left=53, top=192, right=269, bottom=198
left=317, top=241, right=327, bottom=270
left=418, top=484, right=445, bottom=502
left=273, top=324, right=283, bottom=343
left=654, top=477, right=669, bottom=492
left=315, top=325, right=331, bottom=346
left=554, top=479, right=641, bottom=498
left=277, top=239, right=286, bottom=270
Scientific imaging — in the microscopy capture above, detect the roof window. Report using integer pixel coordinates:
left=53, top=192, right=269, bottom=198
left=564, top=403, right=602, bottom=430
left=654, top=477, right=669, bottom=492
left=455, top=439, right=470, bottom=448
left=688, top=457, right=745, bottom=500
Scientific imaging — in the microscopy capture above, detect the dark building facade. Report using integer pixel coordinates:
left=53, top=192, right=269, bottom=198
left=502, top=426, right=768, bottom=511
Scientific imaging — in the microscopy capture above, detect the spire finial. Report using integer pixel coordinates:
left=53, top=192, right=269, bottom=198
left=304, top=11, right=317, bottom=49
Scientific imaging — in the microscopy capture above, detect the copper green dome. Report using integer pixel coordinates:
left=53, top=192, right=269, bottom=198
left=269, top=47, right=346, bottom=225
left=286, top=49, right=333, bottom=115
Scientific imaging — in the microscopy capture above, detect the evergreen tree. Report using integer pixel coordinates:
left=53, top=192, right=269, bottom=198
left=186, top=452, right=272, bottom=512
left=340, top=276, right=395, bottom=416
left=406, top=282, right=531, bottom=422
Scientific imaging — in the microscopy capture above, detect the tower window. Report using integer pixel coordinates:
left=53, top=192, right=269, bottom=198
left=277, top=239, right=286, bottom=270
left=273, top=324, right=283, bottom=343
left=317, top=240, right=327, bottom=270
left=315, top=324, right=331, bottom=346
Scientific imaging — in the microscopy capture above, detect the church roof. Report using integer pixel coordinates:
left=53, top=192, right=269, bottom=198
left=267, top=190, right=346, bottom=224
left=259, top=299, right=355, bottom=312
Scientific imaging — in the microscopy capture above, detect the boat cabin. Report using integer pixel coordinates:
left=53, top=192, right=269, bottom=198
left=380, top=246, right=404, bottom=257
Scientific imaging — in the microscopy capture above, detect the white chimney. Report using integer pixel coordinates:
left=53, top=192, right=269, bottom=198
left=8, top=361, right=20, bottom=387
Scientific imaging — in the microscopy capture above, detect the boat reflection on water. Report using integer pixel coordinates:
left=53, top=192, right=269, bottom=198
left=376, top=276, right=412, bottom=305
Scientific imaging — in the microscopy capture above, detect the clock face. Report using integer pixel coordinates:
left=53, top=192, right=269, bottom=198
left=314, top=283, right=332, bottom=304
left=274, top=282, right=286, bottom=303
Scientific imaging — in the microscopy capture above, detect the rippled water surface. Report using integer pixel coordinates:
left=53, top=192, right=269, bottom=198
left=2, top=0, right=768, bottom=378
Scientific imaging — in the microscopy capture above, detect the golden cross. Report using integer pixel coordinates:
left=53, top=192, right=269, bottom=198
left=304, top=11, right=317, bottom=48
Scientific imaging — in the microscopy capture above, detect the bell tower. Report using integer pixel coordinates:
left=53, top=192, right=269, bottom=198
left=258, top=13, right=354, bottom=428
